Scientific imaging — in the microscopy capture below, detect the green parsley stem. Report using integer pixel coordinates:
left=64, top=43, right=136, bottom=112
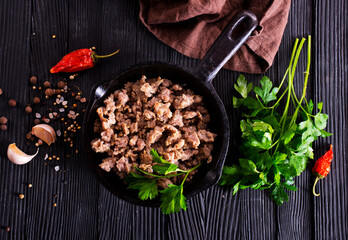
left=289, top=37, right=311, bottom=127
left=181, top=164, right=201, bottom=186
left=134, top=163, right=201, bottom=179
left=134, top=166, right=165, bottom=178
left=274, top=38, right=306, bottom=155
left=277, top=67, right=290, bottom=91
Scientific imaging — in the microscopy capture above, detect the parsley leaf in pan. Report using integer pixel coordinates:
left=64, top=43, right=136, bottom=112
left=126, top=149, right=200, bottom=214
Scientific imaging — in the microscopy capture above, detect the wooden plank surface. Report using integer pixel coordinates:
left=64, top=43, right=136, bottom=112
left=313, top=0, right=348, bottom=239
left=0, top=0, right=347, bottom=239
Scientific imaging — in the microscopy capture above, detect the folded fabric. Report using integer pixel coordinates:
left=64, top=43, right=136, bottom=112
left=139, top=0, right=291, bottom=73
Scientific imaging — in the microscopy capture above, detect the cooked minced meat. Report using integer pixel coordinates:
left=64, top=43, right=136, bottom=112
left=91, top=75, right=216, bottom=186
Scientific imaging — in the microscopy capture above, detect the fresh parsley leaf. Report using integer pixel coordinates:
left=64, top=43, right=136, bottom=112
left=320, top=129, right=333, bottom=137
left=150, top=149, right=181, bottom=175
left=270, top=184, right=289, bottom=205
left=219, top=165, right=241, bottom=186
left=243, top=97, right=262, bottom=110
left=282, top=178, right=297, bottom=191
left=160, top=184, right=187, bottom=214
left=138, top=180, right=158, bottom=200
left=150, top=149, right=167, bottom=163
left=239, top=158, right=259, bottom=175
left=234, top=74, right=253, bottom=98
left=126, top=173, right=159, bottom=200
left=281, top=123, right=297, bottom=144
left=233, top=96, right=244, bottom=108
left=314, top=113, right=328, bottom=130
left=289, top=154, right=308, bottom=176
left=126, top=150, right=200, bottom=214
left=308, top=99, right=314, bottom=114
left=153, top=163, right=179, bottom=175
left=298, top=119, right=321, bottom=141
left=317, top=102, right=323, bottom=112
left=254, top=76, right=279, bottom=104
left=252, top=120, right=274, bottom=134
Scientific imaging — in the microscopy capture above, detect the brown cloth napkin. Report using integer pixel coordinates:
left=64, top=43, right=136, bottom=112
left=139, top=0, right=291, bottom=73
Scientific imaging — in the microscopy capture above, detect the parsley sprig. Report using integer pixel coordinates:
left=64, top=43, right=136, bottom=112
left=126, top=149, right=200, bottom=214
left=219, top=36, right=332, bottom=205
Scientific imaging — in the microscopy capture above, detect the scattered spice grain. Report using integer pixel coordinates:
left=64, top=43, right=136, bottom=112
left=43, top=81, right=51, bottom=88
left=0, top=116, right=7, bottom=124
left=19, top=194, right=24, bottom=199
left=8, top=99, right=16, bottom=107
left=30, top=76, right=37, bottom=84
left=45, top=88, right=54, bottom=96
left=25, top=106, right=32, bottom=114
left=33, top=97, right=40, bottom=104
left=58, top=81, right=65, bottom=88
left=26, top=133, right=32, bottom=139
left=1, top=125, right=7, bottom=131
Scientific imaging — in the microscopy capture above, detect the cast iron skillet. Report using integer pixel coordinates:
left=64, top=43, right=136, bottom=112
left=83, top=10, right=258, bottom=207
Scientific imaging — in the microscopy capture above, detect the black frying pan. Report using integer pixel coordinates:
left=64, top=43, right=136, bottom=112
left=83, top=10, right=258, bottom=207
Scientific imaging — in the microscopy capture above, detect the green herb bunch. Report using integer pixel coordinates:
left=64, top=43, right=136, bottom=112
left=219, top=36, right=332, bottom=205
left=126, top=149, right=200, bottom=214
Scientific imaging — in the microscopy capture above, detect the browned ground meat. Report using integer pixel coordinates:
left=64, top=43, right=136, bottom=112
left=91, top=75, right=216, bottom=186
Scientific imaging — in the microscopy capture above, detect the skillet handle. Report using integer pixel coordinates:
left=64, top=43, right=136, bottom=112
left=194, top=10, right=258, bottom=83
left=94, top=81, right=111, bottom=99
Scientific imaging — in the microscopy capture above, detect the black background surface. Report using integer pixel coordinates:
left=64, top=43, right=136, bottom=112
left=0, top=0, right=347, bottom=239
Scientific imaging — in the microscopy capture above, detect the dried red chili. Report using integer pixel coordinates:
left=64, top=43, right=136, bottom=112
left=50, top=48, right=119, bottom=73
left=312, top=144, right=333, bottom=196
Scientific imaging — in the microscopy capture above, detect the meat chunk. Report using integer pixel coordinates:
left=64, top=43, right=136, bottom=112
left=157, top=178, right=173, bottom=188
left=129, top=136, right=138, bottom=146
left=158, top=87, right=172, bottom=102
left=147, top=126, right=164, bottom=144
left=182, top=127, right=200, bottom=149
left=183, top=111, right=198, bottom=119
left=140, top=82, right=156, bottom=97
left=163, top=125, right=181, bottom=146
left=91, top=75, right=216, bottom=186
left=116, top=156, right=132, bottom=173
left=91, top=139, right=110, bottom=153
left=99, top=157, right=116, bottom=172
left=173, top=94, right=194, bottom=109
left=114, top=136, right=129, bottom=148
left=101, top=128, right=114, bottom=142
left=154, top=102, right=172, bottom=121
left=197, top=130, right=216, bottom=142
left=174, top=139, right=185, bottom=149
left=115, top=90, right=129, bottom=108
left=143, top=110, right=156, bottom=120
left=169, top=110, right=184, bottom=127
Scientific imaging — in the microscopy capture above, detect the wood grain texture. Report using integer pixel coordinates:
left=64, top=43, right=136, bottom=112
left=313, top=0, right=348, bottom=239
left=0, top=1, right=31, bottom=239
left=0, top=0, right=347, bottom=239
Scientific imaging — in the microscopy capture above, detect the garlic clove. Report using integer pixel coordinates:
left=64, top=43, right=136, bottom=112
left=31, top=124, right=56, bottom=145
left=7, top=143, right=39, bottom=165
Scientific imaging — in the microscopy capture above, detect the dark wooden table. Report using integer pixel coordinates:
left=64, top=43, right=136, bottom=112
left=0, top=0, right=347, bottom=239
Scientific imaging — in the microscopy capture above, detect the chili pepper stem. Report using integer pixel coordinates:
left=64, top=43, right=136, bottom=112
left=312, top=177, right=320, bottom=197
left=93, top=49, right=120, bottom=59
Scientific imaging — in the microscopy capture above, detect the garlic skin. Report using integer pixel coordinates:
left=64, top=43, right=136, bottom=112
left=7, top=143, right=39, bottom=165
left=31, top=124, right=56, bottom=145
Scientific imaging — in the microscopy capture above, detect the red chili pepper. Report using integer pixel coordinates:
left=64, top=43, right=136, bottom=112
left=50, top=48, right=119, bottom=73
left=312, top=144, right=333, bottom=196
